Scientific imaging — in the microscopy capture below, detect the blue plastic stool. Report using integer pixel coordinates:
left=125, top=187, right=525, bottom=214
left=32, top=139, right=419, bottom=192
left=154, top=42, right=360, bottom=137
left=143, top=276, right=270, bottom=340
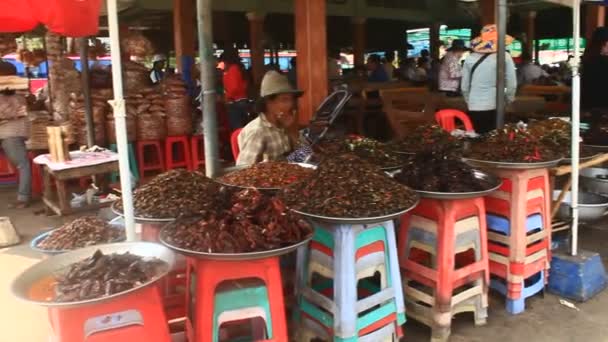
left=491, top=270, right=545, bottom=314
left=486, top=213, right=543, bottom=236
left=109, top=143, right=139, bottom=183
left=295, top=220, right=404, bottom=341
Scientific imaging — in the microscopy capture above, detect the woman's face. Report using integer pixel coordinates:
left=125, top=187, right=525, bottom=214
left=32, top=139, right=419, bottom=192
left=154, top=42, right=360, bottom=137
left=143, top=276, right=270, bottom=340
left=266, top=93, right=296, bottom=127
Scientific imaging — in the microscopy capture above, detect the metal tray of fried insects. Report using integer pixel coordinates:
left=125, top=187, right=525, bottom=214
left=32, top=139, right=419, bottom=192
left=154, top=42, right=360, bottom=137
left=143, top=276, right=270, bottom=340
left=291, top=196, right=420, bottom=225
left=158, top=225, right=312, bottom=261
left=583, top=144, right=608, bottom=153
left=462, top=158, right=563, bottom=170
left=388, top=169, right=502, bottom=200
left=111, top=201, right=176, bottom=224
left=214, top=163, right=316, bottom=192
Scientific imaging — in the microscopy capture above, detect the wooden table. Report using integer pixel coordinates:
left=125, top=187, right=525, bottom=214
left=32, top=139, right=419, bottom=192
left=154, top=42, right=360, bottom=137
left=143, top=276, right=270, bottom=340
left=34, top=151, right=120, bottom=216
left=438, top=95, right=547, bottom=114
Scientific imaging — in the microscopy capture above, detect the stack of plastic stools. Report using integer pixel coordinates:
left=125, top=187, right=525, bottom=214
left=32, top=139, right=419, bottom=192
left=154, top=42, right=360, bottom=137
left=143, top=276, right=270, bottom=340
left=109, top=143, right=139, bottom=184
left=136, top=140, right=165, bottom=179
left=190, top=135, right=205, bottom=170
left=165, top=136, right=192, bottom=170
left=185, top=256, right=288, bottom=342
left=295, top=220, right=405, bottom=341
left=484, top=167, right=552, bottom=315
left=398, top=197, right=489, bottom=341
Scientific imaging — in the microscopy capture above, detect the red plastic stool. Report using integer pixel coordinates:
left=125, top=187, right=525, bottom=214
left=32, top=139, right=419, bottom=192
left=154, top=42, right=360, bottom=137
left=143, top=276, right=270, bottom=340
left=140, top=222, right=187, bottom=321
left=186, top=256, right=288, bottom=342
left=137, top=140, right=165, bottom=178
left=489, top=248, right=549, bottom=298
left=190, top=135, right=205, bottom=170
left=435, top=109, right=474, bottom=133
left=399, top=197, right=489, bottom=306
left=0, top=150, right=17, bottom=183
left=47, top=285, right=170, bottom=342
left=165, top=136, right=192, bottom=171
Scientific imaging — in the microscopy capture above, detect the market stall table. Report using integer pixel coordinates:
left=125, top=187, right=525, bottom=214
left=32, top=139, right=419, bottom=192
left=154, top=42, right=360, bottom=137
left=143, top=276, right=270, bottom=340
left=34, top=151, right=119, bottom=216
left=438, top=95, right=546, bottom=115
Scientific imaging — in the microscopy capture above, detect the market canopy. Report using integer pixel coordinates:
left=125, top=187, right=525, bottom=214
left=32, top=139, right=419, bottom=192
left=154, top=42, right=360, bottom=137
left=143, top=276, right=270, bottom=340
left=0, top=0, right=102, bottom=36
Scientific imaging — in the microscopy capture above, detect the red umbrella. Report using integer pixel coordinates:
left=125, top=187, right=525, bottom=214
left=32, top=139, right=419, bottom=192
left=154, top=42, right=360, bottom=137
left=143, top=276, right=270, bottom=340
left=0, top=0, right=102, bottom=36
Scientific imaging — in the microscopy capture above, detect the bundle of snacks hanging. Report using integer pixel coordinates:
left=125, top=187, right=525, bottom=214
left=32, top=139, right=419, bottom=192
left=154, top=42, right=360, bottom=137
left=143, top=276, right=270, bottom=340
left=0, top=33, right=18, bottom=57
left=161, top=75, right=192, bottom=136
left=133, top=87, right=166, bottom=141
left=123, top=60, right=150, bottom=92
left=121, top=31, right=153, bottom=58
left=69, top=92, right=108, bottom=146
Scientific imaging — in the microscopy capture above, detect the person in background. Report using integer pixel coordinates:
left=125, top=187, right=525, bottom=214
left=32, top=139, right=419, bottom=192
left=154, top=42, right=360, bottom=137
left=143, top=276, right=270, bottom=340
left=461, top=24, right=517, bottom=134
left=287, top=57, right=297, bottom=87
left=328, top=50, right=341, bottom=80
left=438, top=39, right=469, bottom=96
left=383, top=50, right=396, bottom=80
left=0, top=61, right=31, bottom=208
left=582, top=27, right=608, bottom=112
left=420, top=49, right=432, bottom=71
left=366, top=54, right=389, bottom=83
left=149, top=54, right=166, bottom=84
left=237, top=70, right=302, bottom=165
left=222, top=48, right=250, bottom=131
left=517, top=51, right=548, bottom=86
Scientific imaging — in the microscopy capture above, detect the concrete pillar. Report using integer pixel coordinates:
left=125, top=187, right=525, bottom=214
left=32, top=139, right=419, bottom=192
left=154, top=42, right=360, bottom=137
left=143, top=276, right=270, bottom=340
left=246, top=12, right=266, bottom=89
left=524, top=11, right=536, bottom=59
left=295, top=0, right=328, bottom=125
left=429, top=23, right=441, bottom=62
left=586, top=5, right=606, bottom=42
left=480, top=0, right=497, bottom=26
left=173, top=0, right=195, bottom=83
left=352, top=16, right=366, bottom=67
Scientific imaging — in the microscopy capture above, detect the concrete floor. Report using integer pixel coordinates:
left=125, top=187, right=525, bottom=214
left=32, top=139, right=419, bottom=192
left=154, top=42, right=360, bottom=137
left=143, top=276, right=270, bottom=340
left=1, top=185, right=608, bottom=342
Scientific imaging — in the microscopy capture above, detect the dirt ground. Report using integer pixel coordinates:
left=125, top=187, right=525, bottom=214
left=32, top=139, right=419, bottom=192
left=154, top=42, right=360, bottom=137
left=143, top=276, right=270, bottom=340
left=1, top=185, right=608, bottom=342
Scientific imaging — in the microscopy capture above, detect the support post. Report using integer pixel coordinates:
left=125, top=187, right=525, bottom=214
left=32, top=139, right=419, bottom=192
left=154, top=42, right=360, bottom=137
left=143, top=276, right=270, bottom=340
left=496, top=0, right=507, bottom=128
left=79, top=37, right=95, bottom=147
left=429, top=23, right=441, bottom=62
left=174, top=0, right=195, bottom=89
left=524, top=11, right=536, bottom=59
left=106, top=0, right=135, bottom=241
left=197, top=0, right=220, bottom=178
left=295, top=0, right=328, bottom=125
left=352, top=16, right=366, bottom=67
left=571, top=0, right=581, bottom=256
left=585, top=4, right=605, bottom=42
left=480, top=0, right=497, bottom=25
left=247, top=12, right=266, bottom=89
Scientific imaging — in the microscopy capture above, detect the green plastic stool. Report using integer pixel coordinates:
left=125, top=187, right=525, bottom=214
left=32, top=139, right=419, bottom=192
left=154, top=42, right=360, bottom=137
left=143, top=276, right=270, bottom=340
left=109, top=143, right=139, bottom=183
left=212, top=282, right=273, bottom=342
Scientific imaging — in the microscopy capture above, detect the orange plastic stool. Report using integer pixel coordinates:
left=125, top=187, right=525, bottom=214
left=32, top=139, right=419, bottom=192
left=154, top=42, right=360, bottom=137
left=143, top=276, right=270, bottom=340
left=399, top=197, right=489, bottom=309
left=47, top=285, right=170, bottom=342
left=165, top=136, right=192, bottom=171
left=186, top=256, right=288, bottom=342
left=190, top=135, right=205, bottom=170
left=137, top=140, right=165, bottom=178
left=435, top=109, right=474, bottom=132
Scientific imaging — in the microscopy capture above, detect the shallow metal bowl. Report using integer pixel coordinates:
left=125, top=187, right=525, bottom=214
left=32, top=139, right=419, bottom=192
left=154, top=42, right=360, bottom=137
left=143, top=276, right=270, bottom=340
left=29, top=218, right=125, bottom=256
left=581, top=168, right=608, bottom=194
left=462, top=158, right=563, bottom=170
left=553, top=190, right=608, bottom=222
left=12, top=242, right=175, bottom=308
left=389, top=169, right=502, bottom=200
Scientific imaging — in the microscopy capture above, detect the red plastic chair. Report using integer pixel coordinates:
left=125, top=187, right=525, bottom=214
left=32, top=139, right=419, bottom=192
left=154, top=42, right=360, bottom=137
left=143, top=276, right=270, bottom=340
left=435, top=109, right=475, bottom=133
left=230, top=128, right=243, bottom=161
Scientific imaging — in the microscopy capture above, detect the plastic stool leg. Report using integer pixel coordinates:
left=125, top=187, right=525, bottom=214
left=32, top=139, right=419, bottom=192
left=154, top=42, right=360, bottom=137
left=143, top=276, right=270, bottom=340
left=333, top=225, right=358, bottom=339
left=506, top=297, right=525, bottom=315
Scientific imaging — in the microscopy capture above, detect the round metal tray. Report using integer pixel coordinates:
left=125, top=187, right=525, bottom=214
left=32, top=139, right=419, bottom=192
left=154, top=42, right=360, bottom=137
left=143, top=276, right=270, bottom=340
left=462, top=157, right=563, bottom=170
left=583, top=144, right=608, bottom=153
left=562, top=153, right=601, bottom=164
left=11, top=242, right=175, bottom=308
left=389, top=169, right=502, bottom=200
left=215, top=163, right=317, bottom=191
left=30, top=220, right=125, bottom=256
left=159, top=226, right=312, bottom=260
left=291, top=197, right=420, bottom=225
left=111, top=201, right=176, bottom=223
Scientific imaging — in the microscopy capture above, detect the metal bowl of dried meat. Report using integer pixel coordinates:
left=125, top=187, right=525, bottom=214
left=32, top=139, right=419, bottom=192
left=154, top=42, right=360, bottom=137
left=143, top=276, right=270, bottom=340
left=30, top=216, right=125, bottom=256
left=12, top=242, right=174, bottom=308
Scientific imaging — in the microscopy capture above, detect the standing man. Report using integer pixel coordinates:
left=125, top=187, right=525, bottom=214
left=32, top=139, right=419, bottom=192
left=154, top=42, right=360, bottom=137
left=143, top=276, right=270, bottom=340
left=150, top=54, right=167, bottom=84
left=366, top=54, right=389, bottom=83
left=0, top=61, right=31, bottom=208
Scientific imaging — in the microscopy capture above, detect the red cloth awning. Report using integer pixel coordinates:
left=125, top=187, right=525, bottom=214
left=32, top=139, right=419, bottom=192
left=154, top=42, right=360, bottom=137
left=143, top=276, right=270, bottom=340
left=0, top=0, right=102, bottom=37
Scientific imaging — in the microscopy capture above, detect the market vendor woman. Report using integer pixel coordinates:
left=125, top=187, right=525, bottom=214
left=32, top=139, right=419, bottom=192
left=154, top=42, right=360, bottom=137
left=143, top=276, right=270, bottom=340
left=236, top=70, right=302, bottom=166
